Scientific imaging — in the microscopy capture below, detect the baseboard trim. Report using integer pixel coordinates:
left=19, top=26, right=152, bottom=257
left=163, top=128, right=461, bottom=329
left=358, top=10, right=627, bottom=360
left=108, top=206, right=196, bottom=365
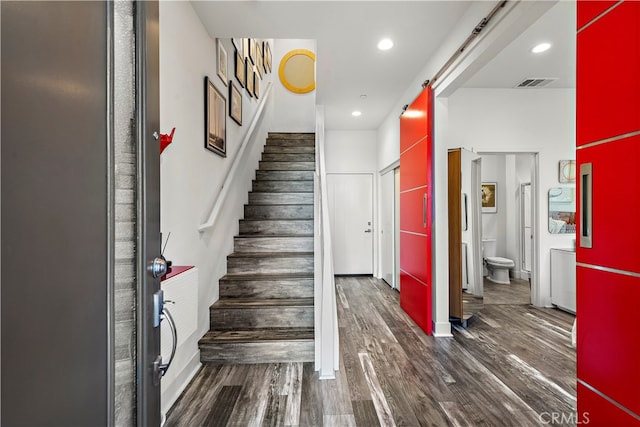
left=161, top=350, right=202, bottom=417
left=433, top=321, right=453, bottom=337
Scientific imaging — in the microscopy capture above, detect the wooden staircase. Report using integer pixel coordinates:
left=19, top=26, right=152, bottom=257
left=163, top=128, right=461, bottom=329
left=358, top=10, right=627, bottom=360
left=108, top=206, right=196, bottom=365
left=198, top=133, right=316, bottom=364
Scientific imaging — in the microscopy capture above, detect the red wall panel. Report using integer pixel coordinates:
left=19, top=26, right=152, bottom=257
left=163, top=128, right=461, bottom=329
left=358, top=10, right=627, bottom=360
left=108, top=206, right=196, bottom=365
left=576, top=0, right=618, bottom=30
left=578, top=383, right=640, bottom=426
left=399, top=231, right=431, bottom=286
left=577, top=267, right=640, bottom=415
left=399, top=271, right=431, bottom=334
left=577, top=0, right=640, bottom=419
left=399, top=138, right=429, bottom=191
left=400, top=89, right=430, bottom=153
left=576, top=134, right=640, bottom=274
left=400, top=191, right=430, bottom=234
left=576, top=1, right=640, bottom=146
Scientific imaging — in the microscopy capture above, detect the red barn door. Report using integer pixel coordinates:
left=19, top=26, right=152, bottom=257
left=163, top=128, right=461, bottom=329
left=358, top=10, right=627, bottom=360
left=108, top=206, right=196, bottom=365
left=399, top=87, right=433, bottom=334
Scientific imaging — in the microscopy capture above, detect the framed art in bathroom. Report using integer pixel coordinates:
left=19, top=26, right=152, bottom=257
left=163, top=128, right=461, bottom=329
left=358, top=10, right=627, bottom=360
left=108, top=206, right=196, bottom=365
left=481, top=182, right=497, bottom=213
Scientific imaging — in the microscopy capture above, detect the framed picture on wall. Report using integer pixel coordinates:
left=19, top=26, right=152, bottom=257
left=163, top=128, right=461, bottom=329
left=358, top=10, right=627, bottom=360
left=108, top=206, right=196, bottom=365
left=253, top=67, right=260, bottom=99
left=559, top=160, right=576, bottom=183
left=205, top=76, right=226, bottom=157
left=249, top=38, right=257, bottom=65
left=256, top=48, right=263, bottom=79
left=235, top=49, right=246, bottom=87
left=245, top=59, right=254, bottom=98
left=232, top=38, right=242, bottom=56
left=263, top=41, right=271, bottom=73
left=217, top=39, right=228, bottom=86
left=243, top=38, right=250, bottom=60
left=229, top=81, right=242, bottom=126
left=264, top=41, right=272, bottom=73
left=481, top=182, right=497, bottom=213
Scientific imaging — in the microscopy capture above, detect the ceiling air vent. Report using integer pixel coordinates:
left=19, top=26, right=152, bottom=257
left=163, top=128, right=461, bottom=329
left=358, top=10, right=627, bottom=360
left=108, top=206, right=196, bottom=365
left=515, top=78, right=558, bottom=88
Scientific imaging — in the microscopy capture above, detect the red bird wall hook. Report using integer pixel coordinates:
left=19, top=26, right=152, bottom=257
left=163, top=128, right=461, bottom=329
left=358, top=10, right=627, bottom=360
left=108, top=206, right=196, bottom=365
left=160, top=127, right=176, bottom=154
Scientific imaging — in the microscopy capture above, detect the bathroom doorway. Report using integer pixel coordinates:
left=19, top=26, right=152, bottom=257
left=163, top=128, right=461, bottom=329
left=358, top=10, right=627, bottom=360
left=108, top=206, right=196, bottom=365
left=478, top=152, right=537, bottom=306
left=521, top=182, right=532, bottom=281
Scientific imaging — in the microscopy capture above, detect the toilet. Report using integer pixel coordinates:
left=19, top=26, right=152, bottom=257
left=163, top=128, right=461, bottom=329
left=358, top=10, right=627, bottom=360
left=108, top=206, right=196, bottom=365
left=482, top=238, right=515, bottom=284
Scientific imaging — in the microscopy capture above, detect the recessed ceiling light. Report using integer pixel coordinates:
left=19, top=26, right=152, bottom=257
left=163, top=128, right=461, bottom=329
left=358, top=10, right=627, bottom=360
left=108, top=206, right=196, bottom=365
left=531, top=42, right=551, bottom=53
left=377, top=38, right=393, bottom=51
left=352, top=111, right=362, bottom=117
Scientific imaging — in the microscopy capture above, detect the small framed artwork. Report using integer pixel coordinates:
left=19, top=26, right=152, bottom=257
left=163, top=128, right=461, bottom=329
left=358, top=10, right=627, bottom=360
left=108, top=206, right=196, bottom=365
left=481, top=182, right=497, bottom=213
left=235, top=49, right=246, bottom=87
left=229, top=81, right=242, bottom=126
left=243, top=38, right=250, bottom=60
left=559, top=160, right=576, bottom=183
left=232, top=38, right=242, bottom=56
left=245, top=59, right=254, bottom=98
left=253, top=68, right=260, bottom=99
left=204, top=76, right=226, bottom=157
left=264, top=41, right=272, bottom=73
left=255, top=48, right=263, bottom=79
left=262, top=41, right=270, bottom=73
left=249, top=38, right=257, bottom=65
left=217, top=39, right=228, bottom=86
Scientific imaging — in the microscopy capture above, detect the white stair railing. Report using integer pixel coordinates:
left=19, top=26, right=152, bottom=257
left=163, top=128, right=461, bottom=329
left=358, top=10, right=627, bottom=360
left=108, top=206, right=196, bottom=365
left=314, top=106, right=339, bottom=379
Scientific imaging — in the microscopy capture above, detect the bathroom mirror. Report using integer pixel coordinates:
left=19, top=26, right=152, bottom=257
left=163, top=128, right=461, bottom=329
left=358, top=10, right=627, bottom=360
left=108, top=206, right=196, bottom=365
left=548, top=187, right=576, bottom=234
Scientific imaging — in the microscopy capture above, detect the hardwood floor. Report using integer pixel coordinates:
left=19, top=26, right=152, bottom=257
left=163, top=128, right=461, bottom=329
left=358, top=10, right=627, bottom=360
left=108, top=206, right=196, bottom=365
left=484, top=277, right=531, bottom=305
left=166, top=276, right=576, bottom=426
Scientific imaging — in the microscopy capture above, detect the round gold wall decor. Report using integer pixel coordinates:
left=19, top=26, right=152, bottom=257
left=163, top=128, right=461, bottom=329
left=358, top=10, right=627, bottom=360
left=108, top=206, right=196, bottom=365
left=278, top=49, right=316, bottom=94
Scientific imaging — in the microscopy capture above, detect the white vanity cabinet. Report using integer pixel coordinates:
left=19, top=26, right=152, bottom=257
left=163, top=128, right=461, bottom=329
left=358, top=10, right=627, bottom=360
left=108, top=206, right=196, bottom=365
left=551, top=248, right=576, bottom=313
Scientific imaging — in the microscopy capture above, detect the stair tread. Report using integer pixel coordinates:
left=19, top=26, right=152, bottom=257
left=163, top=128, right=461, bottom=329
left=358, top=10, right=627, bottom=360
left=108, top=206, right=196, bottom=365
left=228, top=251, right=314, bottom=258
left=213, top=297, right=314, bottom=308
left=221, top=272, right=314, bottom=281
left=241, top=218, right=313, bottom=222
left=199, top=328, right=314, bottom=344
left=250, top=192, right=313, bottom=195
left=236, top=234, right=314, bottom=238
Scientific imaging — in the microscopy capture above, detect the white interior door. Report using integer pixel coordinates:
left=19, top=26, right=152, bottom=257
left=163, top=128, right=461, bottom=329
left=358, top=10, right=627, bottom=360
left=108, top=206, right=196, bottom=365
left=327, top=174, right=374, bottom=274
left=380, top=170, right=394, bottom=287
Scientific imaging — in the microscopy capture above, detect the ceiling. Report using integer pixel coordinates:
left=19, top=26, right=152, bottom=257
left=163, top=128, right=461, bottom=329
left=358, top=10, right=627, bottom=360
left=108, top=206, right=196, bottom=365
left=191, top=1, right=575, bottom=131
left=463, top=1, right=575, bottom=89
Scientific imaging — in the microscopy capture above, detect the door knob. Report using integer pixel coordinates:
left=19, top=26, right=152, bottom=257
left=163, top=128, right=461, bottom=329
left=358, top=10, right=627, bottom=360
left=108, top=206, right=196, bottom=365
left=150, top=256, right=168, bottom=278
left=364, top=229, right=372, bottom=233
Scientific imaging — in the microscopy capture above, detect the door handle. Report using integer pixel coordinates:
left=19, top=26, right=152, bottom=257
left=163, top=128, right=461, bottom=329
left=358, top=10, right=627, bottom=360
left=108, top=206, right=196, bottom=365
left=423, top=193, right=427, bottom=228
left=580, top=163, right=593, bottom=248
left=364, top=229, right=372, bottom=233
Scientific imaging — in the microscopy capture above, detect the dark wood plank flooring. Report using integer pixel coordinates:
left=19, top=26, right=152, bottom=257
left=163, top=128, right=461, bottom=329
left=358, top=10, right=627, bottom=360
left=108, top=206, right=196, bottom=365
left=166, top=276, right=576, bottom=426
left=484, top=277, right=531, bottom=305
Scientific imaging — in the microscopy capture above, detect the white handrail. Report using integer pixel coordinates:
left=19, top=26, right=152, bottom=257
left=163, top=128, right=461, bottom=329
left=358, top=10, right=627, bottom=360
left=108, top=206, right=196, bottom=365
left=314, top=105, right=339, bottom=379
left=199, top=82, right=272, bottom=232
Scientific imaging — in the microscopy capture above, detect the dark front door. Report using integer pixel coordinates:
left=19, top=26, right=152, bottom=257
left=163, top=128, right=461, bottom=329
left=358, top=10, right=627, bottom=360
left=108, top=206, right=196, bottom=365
left=136, top=2, right=163, bottom=426
left=1, top=2, right=111, bottom=425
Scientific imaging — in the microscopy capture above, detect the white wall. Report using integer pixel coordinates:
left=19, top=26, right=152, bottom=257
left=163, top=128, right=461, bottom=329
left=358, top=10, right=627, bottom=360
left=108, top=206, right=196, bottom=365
left=480, top=154, right=507, bottom=251
left=480, top=153, right=534, bottom=281
left=376, top=1, right=502, bottom=172
left=272, top=39, right=316, bottom=132
left=325, top=130, right=377, bottom=174
left=159, top=1, right=275, bottom=414
left=324, top=130, right=379, bottom=275
left=449, top=88, right=576, bottom=307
